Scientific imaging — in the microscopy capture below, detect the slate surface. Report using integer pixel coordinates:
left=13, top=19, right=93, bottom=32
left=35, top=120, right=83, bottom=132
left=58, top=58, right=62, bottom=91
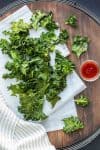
left=0, top=0, right=100, bottom=150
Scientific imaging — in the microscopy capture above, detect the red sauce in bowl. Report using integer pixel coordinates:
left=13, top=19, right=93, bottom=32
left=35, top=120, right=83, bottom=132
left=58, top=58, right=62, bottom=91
left=80, top=60, right=100, bottom=81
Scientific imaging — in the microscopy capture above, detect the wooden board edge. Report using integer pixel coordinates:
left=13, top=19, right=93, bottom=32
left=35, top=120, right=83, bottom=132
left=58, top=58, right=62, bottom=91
left=0, top=0, right=100, bottom=149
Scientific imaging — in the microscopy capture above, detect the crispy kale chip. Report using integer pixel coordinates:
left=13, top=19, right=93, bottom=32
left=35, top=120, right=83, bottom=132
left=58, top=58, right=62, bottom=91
left=65, top=15, right=77, bottom=27
left=58, top=30, right=69, bottom=44
left=46, top=52, right=75, bottom=107
left=72, top=35, right=89, bottom=57
left=0, top=39, right=10, bottom=54
left=11, top=19, right=30, bottom=34
left=75, top=95, right=89, bottom=107
left=31, top=10, right=58, bottom=31
left=31, top=10, right=46, bottom=30
left=55, top=52, right=75, bottom=75
left=63, top=116, right=84, bottom=133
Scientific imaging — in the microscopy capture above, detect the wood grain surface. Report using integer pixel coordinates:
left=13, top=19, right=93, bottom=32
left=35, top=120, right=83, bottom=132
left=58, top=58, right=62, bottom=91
left=0, top=1, right=100, bottom=149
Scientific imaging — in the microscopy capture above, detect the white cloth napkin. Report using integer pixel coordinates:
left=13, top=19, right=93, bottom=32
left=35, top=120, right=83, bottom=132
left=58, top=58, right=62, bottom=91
left=0, top=93, right=56, bottom=150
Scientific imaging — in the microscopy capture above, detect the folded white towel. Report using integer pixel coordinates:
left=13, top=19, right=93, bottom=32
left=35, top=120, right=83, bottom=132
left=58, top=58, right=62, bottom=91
left=0, top=93, right=56, bottom=150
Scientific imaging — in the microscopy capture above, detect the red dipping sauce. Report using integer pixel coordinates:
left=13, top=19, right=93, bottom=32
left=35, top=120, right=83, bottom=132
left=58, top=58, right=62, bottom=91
left=80, top=60, right=100, bottom=81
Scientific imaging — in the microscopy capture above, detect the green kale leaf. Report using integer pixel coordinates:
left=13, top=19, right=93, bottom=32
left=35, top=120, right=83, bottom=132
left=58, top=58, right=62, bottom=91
left=55, top=51, right=75, bottom=75
left=72, top=35, right=89, bottom=57
left=31, top=10, right=58, bottom=31
left=65, top=15, right=77, bottom=27
left=57, top=29, right=69, bottom=44
left=63, top=116, right=84, bottom=133
left=11, top=19, right=30, bottom=34
left=75, top=95, right=89, bottom=107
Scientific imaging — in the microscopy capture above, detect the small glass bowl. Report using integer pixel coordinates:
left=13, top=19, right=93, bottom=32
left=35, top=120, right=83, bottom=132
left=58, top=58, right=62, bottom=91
left=80, top=60, right=100, bottom=82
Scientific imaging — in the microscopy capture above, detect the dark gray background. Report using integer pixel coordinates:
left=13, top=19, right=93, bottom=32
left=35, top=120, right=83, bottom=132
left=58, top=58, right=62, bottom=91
left=0, top=0, right=100, bottom=150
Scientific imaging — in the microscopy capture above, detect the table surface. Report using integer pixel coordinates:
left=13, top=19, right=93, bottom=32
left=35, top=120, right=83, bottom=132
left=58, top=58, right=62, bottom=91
left=0, top=0, right=100, bottom=150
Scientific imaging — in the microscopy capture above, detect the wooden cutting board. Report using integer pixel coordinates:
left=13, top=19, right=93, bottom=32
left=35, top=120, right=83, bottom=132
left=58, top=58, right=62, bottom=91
left=0, top=1, right=100, bottom=149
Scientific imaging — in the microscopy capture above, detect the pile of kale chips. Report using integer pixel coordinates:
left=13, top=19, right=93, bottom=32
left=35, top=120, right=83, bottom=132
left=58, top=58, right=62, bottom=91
left=0, top=11, right=75, bottom=121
